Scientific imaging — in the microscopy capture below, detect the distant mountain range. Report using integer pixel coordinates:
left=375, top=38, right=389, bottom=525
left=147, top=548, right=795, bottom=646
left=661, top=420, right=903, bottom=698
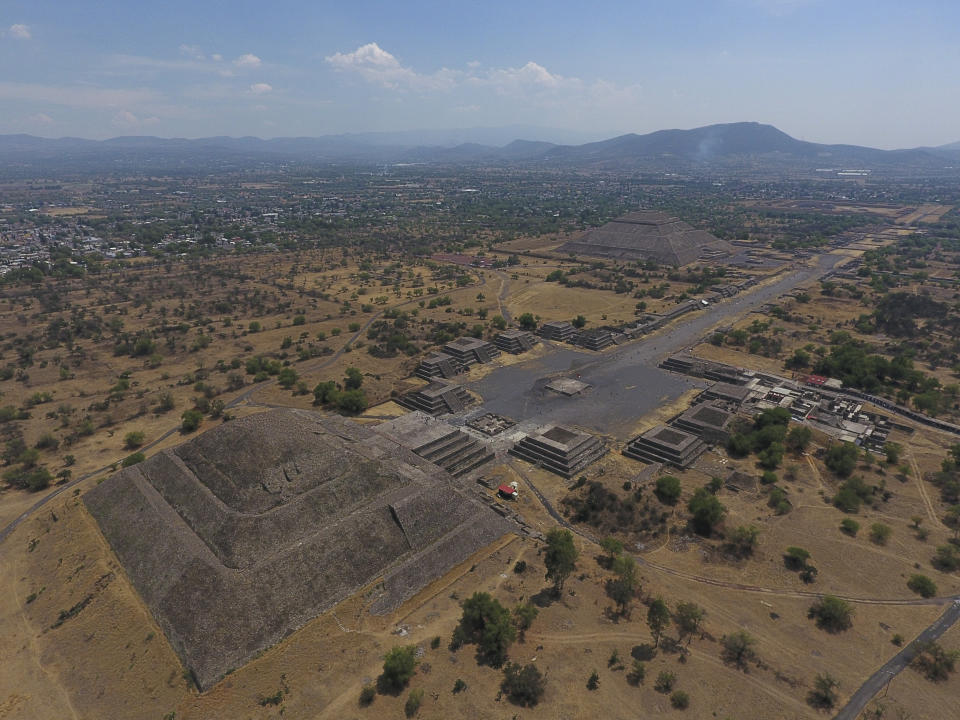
left=2, top=122, right=959, bottom=174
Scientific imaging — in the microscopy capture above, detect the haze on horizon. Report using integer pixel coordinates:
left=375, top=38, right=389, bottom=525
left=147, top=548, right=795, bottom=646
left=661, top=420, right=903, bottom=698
left=1, top=0, right=957, bottom=149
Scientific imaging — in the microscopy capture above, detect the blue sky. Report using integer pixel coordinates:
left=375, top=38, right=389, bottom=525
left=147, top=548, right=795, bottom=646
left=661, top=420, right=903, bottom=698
left=1, top=0, right=958, bottom=147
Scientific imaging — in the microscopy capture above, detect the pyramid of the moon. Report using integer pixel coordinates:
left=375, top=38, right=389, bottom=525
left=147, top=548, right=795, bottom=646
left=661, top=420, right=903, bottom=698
left=559, top=210, right=732, bottom=266
left=84, top=408, right=514, bottom=690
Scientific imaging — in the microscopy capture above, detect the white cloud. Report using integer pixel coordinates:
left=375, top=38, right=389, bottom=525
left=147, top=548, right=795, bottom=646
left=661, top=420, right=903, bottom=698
left=111, top=110, right=160, bottom=129
left=234, top=53, right=262, bottom=69
left=28, top=112, right=54, bottom=126
left=211, top=53, right=223, bottom=62
left=179, top=44, right=205, bottom=60
left=248, top=82, right=272, bottom=95
left=9, top=24, right=31, bottom=40
left=325, top=42, right=458, bottom=91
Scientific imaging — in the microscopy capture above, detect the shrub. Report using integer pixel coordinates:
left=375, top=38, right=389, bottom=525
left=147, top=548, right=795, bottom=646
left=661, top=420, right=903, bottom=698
left=122, top=452, right=145, bottom=467
left=840, top=518, right=860, bottom=536
left=404, top=688, right=423, bottom=718
left=808, top=595, right=853, bottom=633
left=911, top=641, right=960, bottom=682
left=358, top=685, right=375, bottom=706
left=512, top=560, right=527, bottom=574
left=452, top=678, right=467, bottom=694
left=720, top=630, right=757, bottom=669
left=627, top=660, right=646, bottom=686
left=933, top=544, right=960, bottom=571
left=907, top=574, right=937, bottom=598
left=870, top=522, right=892, bottom=546
left=654, top=670, right=676, bottom=693
left=35, top=433, right=59, bottom=450
left=180, top=409, right=203, bottom=433
left=124, top=431, right=146, bottom=449
left=500, top=662, right=545, bottom=707
left=670, top=690, right=690, bottom=709
left=586, top=670, right=600, bottom=690
left=807, top=672, right=839, bottom=709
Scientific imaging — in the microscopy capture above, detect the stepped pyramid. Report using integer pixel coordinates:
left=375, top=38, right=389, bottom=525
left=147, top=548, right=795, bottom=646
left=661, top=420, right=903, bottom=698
left=559, top=211, right=732, bottom=266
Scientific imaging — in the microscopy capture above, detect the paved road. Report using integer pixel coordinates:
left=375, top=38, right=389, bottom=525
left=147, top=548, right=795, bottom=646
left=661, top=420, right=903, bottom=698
left=468, top=253, right=845, bottom=435
left=833, top=599, right=960, bottom=720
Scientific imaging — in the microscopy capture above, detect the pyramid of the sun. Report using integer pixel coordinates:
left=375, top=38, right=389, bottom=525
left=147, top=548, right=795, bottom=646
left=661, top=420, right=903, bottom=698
left=559, top=210, right=732, bottom=266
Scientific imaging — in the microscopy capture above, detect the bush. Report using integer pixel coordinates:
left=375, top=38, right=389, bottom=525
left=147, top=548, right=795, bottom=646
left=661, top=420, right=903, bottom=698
left=933, top=544, right=960, bottom=571
left=586, top=670, right=600, bottom=690
left=807, top=672, right=839, bottom=709
left=907, top=574, right=938, bottom=598
left=380, top=645, right=418, bottom=693
left=670, top=690, right=690, bottom=709
left=808, top=595, right=853, bottom=633
left=124, top=431, right=146, bottom=449
left=452, top=678, right=467, bottom=694
left=870, top=522, right=892, bottom=546
left=654, top=670, right=676, bottom=693
left=122, top=452, right=145, bottom=467
left=500, top=663, right=545, bottom=707
left=180, top=409, right=203, bottom=433
left=655, top=475, right=682, bottom=504
left=911, top=641, right=960, bottom=682
left=840, top=518, right=860, bottom=536
left=404, top=688, right=423, bottom=718
left=35, top=433, right=59, bottom=450
left=720, top=630, right=757, bottom=669
left=358, top=685, right=375, bottom=706
left=627, top=660, right=646, bottom=686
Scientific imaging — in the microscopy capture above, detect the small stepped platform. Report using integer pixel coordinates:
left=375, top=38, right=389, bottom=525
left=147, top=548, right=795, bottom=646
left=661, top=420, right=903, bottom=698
left=509, top=424, right=607, bottom=479
left=397, top=381, right=473, bottom=416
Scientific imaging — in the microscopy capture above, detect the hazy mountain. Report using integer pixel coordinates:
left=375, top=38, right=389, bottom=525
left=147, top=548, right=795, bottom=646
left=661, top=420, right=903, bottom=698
left=540, top=122, right=942, bottom=169
left=0, top=122, right=955, bottom=175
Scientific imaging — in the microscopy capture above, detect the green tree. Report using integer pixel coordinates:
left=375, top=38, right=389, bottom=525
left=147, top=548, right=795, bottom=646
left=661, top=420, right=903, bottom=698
left=606, top=554, right=640, bottom=617
left=725, top=525, right=760, bottom=558
left=571, top=314, right=587, bottom=329
left=344, top=366, right=363, bottom=390
left=840, top=518, right=860, bottom=536
left=807, top=673, right=839, bottom=709
left=687, top=487, right=726, bottom=536
left=785, top=425, right=812, bottom=453
left=808, top=595, right=854, bottom=633
left=907, top=574, right=938, bottom=598
left=655, top=475, right=682, bottom=504
left=517, top=313, right=537, bottom=331
left=380, top=645, right=418, bottom=693
left=675, top=602, right=705, bottom=644
left=500, top=663, right=545, bottom=707
left=721, top=630, right=757, bottom=669
left=123, top=431, right=146, bottom=449
left=870, top=522, right=892, bottom=546
left=277, top=367, right=298, bottom=389
left=825, top=442, right=860, bottom=477
left=646, top=597, right=671, bottom=648
left=512, top=602, right=538, bottom=640
left=455, top=592, right=516, bottom=667
left=181, top=409, right=203, bottom=433
left=544, top=528, right=578, bottom=595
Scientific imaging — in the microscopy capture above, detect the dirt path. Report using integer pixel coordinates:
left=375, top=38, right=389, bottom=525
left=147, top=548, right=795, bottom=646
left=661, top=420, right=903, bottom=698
left=909, top=449, right=944, bottom=530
